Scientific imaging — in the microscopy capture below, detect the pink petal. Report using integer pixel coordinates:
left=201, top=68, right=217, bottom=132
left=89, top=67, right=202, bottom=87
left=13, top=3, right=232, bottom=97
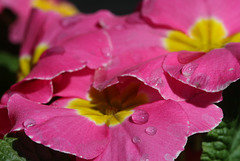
left=225, top=43, right=240, bottom=61
left=9, top=80, right=53, bottom=103
left=118, top=56, right=222, bottom=103
left=93, top=24, right=168, bottom=90
left=205, top=0, right=240, bottom=35
left=141, top=0, right=208, bottom=33
left=20, top=9, right=61, bottom=57
left=178, top=101, right=223, bottom=136
left=24, top=48, right=85, bottom=80
left=53, top=68, right=94, bottom=99
left=61, top=30, right=112, bottom=69
left=94, top=100, right=189, bottom=161
left=8, top=94, right=109, bottom=159
left=0, top=105, right=12, bottom=135
left=1, top=0, right=31, bottom=43
left=163, top=49, right=240, bottom=92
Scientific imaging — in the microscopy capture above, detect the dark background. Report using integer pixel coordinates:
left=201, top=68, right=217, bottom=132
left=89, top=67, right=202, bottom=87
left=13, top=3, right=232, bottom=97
left=69, top=0, right=142, bottom=15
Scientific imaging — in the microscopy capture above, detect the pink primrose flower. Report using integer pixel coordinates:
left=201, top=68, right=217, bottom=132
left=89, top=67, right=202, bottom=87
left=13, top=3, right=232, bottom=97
left=0, top=0, right=78, bottom=43
left=6, top=75, right=222, bottom=160
left=141, top=0, right=240, bottom=92
left=1, top=8, right=223, bottom=160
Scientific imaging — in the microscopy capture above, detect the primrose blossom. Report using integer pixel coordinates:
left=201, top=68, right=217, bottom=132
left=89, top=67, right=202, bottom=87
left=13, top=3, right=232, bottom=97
left=0, top=0, right=78, bottom=43
left=141, top=0, right=240, bottom=92
left=0, top=4, right=224, bottom=161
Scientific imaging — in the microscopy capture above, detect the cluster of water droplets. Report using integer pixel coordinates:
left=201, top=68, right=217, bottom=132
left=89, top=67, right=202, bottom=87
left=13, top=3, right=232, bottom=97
left=130, top=109, right=159, bottom=160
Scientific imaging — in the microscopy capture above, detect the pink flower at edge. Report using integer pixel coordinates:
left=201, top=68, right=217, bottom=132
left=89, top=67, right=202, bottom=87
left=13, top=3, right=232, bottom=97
left=141, top=0, right=240, bottom=93
left=0, top=0, right=78, bottom=43
left=6, top=74, right=222, bottom=160
left=0, top=7, right=223, bottom=160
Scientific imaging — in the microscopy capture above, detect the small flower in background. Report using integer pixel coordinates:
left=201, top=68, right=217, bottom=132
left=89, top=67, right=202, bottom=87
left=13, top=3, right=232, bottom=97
left=0, top=0, right=78, bottom=43
left=141, top=0, right=240, bottom=93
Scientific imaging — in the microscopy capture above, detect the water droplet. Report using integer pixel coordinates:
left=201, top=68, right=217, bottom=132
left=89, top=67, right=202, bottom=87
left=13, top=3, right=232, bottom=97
left=145, top=126, right=157, bottom=136
left=98, top=20, right=108, bottom=29
left=181, top=63, right=198, bottom=77
left=132, top=136, right=141, bottom=144
left=101, top=48, right=111, bottom=58
left=149, top=69, right=164, bottom=87
left=60, top=16, right=81, bottom=27
left=23, top=119, right=36, bottom=128
left=140, top=153, right=149, bottom=161
left=164, top=153, right=173, bottom=161
left=115, top=25, right=124, bottom=30
left=153, top=78, right=163, bottom=87
left=229, top=68, right=234, bottom=71
left=190, top=74, right=209, bottom=88
left=131, top=109, right=149, bottom=124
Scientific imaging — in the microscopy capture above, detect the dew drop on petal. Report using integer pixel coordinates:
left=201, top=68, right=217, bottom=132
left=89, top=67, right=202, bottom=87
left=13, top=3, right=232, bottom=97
left=181, top=63, right=198, bottom=77
left=132, top=136, right=141, bottom=144
left=164, top=153, right=174, bottom=161
left=140, top=153, right=149, bottom=161
left=98, top=20, right=108, bottom=29
left=60, top=16, right=81, bottom=27
left=101, top=47, right=111, bottom=58
left=115, top=25, right=124, bottom=30
left=131, top=109, right=149, bottom=124
left=23, top=119, right=36, bottom=128
left=145, top=126, right=157, bottom=136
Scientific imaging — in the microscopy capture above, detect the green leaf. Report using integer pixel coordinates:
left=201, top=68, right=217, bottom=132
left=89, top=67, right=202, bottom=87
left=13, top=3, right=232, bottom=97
left=0, top=136, right=26, bottom=161
left=7, top=132, right=72, bottom=161
left=201, top=120, right=240, bottom=161
left=201, top=80, right=240, bottom=161
left=0, top=51, right=18, bottom=73
left=0, top=51, right=19, bottom=96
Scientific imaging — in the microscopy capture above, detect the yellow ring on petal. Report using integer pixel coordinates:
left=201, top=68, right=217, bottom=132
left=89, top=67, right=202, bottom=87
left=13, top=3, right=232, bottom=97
left=163, top=18, right=240, bottom=52
left=32, top=43, right=49, bottom=65
left=18, top=55, right=31, bottom=81
left=32, top=0, right=78, bottom=16
left=66, top=83, right=149, bottom=127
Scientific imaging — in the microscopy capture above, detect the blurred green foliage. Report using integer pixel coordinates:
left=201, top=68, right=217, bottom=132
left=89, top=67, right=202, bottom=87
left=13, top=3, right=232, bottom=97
left=0, top=135, right=26, bottom=161
left=201, top=80, right=240, bottom=161
left=0, top=51, right=18, bottom=96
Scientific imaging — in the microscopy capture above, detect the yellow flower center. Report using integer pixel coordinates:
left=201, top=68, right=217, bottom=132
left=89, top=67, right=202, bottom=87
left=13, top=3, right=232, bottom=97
left=32, top=0, right=78, bottom=17
left=66, top=82, right=149, bottom=127
left=18, top=44, right=49, bottom=80
left=163, top=18, right=240, bottom=52
left=18, top=0, right=79, bottom=80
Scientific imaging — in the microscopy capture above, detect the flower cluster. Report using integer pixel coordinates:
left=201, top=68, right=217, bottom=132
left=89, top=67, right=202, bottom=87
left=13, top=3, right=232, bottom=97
left=1, top=0, right=240, bottom=160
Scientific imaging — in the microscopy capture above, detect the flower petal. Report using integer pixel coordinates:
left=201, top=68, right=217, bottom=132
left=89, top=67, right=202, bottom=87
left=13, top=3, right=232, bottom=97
left=141, top=0, right=208, bottom=33
left=93, top=24, right=167, bottom=90
left=7, top=94, right=109, bottom=159
left=0, top=105, right=12, bottom=135
left=53, top=68, right=94, bottom=99
left=206, top=0, right=240, bottom=35
left=94, top=100, right=189, bottom=161
left=163, top=49, right=240, bottom=92
left=9, top=79, right=53, bottom=103
left=118, top=56, right=222, bottom=103
left=178, top=101, right=223, bottom=136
